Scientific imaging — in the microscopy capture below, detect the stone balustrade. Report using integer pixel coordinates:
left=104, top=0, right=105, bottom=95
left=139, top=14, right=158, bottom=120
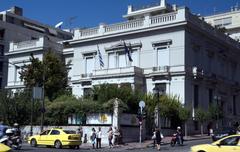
left=9, top=37, right=44, bottom=52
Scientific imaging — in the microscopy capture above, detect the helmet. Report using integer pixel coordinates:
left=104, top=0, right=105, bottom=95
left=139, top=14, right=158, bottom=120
left=6, top=129, right=13, bottom=134
left=14, top=123, right=19, bottom=127
left=177, top=126, right=181, bottom=130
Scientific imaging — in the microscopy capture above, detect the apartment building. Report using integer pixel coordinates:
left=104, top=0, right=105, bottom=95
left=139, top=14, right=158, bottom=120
left=205, top=6, right=240, bottom=41
left=0, top=6, right=72, bottom=88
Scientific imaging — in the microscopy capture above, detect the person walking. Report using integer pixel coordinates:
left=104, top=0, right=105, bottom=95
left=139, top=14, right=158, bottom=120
left=90, top=128, right=96, bottom=149
left=155, top=128, right=162, bottom=151
left=108, top=127, right=114, bottom=148
left=152, top=128, right=156, bottom=148
left=96, top=127, right=102, bottom=149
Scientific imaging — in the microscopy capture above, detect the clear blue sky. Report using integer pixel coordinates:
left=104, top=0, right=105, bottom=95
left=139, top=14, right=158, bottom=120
left=1, top=0, right=239, bottom=29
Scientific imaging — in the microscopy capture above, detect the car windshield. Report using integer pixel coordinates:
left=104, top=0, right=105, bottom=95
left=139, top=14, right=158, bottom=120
left=215, top=128, right=235, bottom=134
left=63, top=130, right=76, bottom=134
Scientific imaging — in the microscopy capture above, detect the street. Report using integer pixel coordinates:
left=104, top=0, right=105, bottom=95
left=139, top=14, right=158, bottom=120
left=13, top=139, right=211, bottom=152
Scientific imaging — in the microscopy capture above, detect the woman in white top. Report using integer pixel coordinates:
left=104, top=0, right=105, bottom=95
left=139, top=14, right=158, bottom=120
left=96, top=127, right=102, bottom=149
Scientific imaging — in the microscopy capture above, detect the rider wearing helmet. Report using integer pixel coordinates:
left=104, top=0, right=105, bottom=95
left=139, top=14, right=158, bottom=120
left=13, top=123, right=21, bottom=137
left=176, top=126, right=183, bottom=145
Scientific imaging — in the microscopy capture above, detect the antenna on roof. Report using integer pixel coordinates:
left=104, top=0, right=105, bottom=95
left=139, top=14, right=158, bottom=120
left=213, top=7, right=217, bottom=15
left=66, top=16, right=77, bottom=29
left=55, top=22, right=63, bottom=29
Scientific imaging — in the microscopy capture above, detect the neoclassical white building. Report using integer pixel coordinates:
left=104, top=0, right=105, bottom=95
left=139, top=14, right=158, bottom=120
left=62, top=0, right=240, bottom=131
left=5, top=0, right=240, bottom=132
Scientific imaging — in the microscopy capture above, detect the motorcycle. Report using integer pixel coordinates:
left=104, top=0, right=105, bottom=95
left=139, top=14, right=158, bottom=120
left=0, top=129, right=22, bottom=150
left=170, top=133, right=183, bottom=147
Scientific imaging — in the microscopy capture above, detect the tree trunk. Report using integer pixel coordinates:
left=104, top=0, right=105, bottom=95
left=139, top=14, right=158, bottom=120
left=184, top=122, right=188, bottom=137
left=200, top=124, right=204, bottom=136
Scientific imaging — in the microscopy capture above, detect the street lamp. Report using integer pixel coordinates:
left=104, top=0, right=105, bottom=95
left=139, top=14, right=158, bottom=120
left=153, top=87, right=163, bottom=129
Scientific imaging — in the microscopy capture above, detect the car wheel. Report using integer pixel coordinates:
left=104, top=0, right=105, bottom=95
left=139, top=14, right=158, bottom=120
left=198, top=151, right=206, bottom=152
left=69, top=145, right=75, bottom=149
left=30, top=139, right=37, bottom=147
left=54, top=140, right=62, bottom=149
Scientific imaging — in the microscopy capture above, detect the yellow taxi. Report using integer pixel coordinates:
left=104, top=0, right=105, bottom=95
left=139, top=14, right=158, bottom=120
left=191, top=134, right=240, bottom=152
left=0, top=143, right=11, bottom=152
left=28, top=128, right=81, bottom=149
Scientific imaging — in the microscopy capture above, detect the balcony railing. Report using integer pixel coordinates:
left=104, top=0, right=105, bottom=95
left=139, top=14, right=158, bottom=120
left=9, top=37, right=44, bottom=52
left=93, top=66, right=143, bottom=77
left=74, top=9, right=183, bottom=39
left=150, top=12, right=177, bottom=25
left=105, top=19, right=144, bottom=33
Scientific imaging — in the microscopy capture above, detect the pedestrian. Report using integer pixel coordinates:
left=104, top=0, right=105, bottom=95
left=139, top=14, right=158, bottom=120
left=96, top=127, right=102, bottom=149
left=113, top=126, right=120, bottom=145
left=176, top=126, right=183, bottom=145
left=237, top=126, right=240, bottom=134
left=77, top=126, right=83, bottom=138
left=155, top=128, right=162, bottom=151
left=152, top=128, right=156, bottom=148
left=108, top=127, right=113, bottom=148
left=90, top=128, right=96, bottom=149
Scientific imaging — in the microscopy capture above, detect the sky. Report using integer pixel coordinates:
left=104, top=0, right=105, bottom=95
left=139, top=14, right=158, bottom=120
left=0, top=0, right=239, bottom=29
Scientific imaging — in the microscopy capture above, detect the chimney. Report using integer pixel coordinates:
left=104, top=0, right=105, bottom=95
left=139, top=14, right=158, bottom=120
left=160, top=0, right=166, bottom=7
left=10, top=6, right=23, bottom=16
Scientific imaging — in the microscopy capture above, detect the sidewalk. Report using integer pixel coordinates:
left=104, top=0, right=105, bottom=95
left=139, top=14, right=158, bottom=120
left=80, top=134, right=211, bottom=150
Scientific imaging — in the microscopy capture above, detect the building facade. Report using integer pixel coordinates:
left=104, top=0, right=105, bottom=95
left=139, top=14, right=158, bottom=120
left=0, top=6, right=72, bottom=88
left=205, top=6, right=240, bottom=41
left=63, top=0, right=240, bottom=132
left=5, top=1, right=240, bottom=133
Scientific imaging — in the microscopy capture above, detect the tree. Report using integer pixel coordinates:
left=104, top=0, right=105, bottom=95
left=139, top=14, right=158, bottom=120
left=0, top=89, right=39, bottom=125
left=19, top=50, right=69, bottom=100
left=208, top=103, right=223, bottom=129
left=178, top=107, right=191, bottom=137
left=195, top=108, right=210, bottom=136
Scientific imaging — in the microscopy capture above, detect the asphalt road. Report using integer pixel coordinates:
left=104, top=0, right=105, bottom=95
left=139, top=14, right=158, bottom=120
left=13, top=139, right=211, bottom=152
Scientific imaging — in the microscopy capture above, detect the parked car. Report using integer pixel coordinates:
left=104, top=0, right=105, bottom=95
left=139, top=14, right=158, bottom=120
left=191, top=134, right=240, bottom=152
left=212, top=127, right=236, bottom=141
left=28, top=128, right=81, bottom=149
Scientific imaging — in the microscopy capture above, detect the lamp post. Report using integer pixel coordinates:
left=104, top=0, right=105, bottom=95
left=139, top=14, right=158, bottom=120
left=153, top=87, right=163, bottom=129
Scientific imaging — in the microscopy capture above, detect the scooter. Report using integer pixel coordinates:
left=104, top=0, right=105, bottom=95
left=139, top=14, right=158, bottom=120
left=0, top=130, right=22, bottom=150
left=170, top=133, right=183, bottom=147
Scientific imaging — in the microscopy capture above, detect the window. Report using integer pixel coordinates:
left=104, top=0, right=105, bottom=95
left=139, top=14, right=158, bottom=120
left=40, top=130, right=50, bottom=135
left=209, top=89, right=213, bottom=104
left=85, top=57, right=94, bottom=74
left=194, top=85, right=199, bottom=108
left=220, top=136, right=239, bottom=146
left=0, top=62, right=2, bottom=72
left=214, top=17, right=232, bottom=28
left=83, top=88, right=92, bottom=97
left=0, top=30, right=4, bottom=40
left=0, top=45, right=4, bottom=56
left=131, top=49, right=139, bottom=67
left=108, top=53, right=115, bottom=68
left=233, top=95, right=236, bottom=116
left=50, top=130, right=60, bottom=135
left=157, top=47, right=169, bottom=67
left=118, top=52, right=127, bottom=68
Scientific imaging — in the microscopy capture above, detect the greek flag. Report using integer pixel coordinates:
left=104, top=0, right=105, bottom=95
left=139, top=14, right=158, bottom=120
left=97, top=45, right=104, bottom=68
left=123, top=41, right=133, bottom=62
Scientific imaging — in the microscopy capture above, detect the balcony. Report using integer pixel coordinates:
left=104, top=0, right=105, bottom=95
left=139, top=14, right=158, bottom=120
left=8, top=37, right=45, bottom=54
left=92, top=66, right=143, bottom=79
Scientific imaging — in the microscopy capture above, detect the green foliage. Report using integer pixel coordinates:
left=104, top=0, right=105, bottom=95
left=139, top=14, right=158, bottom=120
left=208, top=103, right=223, bottom=121
left=195, top=108, right=210, bottom=123
left=19, top=50, right=69, bottom=101
left=92, top=84, right=142, bottom=113
left=144, top=94, right=189, bottom=129
left=178, top=107, right=191, bottom=122
left=0, top=89, right=41, bottom=125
